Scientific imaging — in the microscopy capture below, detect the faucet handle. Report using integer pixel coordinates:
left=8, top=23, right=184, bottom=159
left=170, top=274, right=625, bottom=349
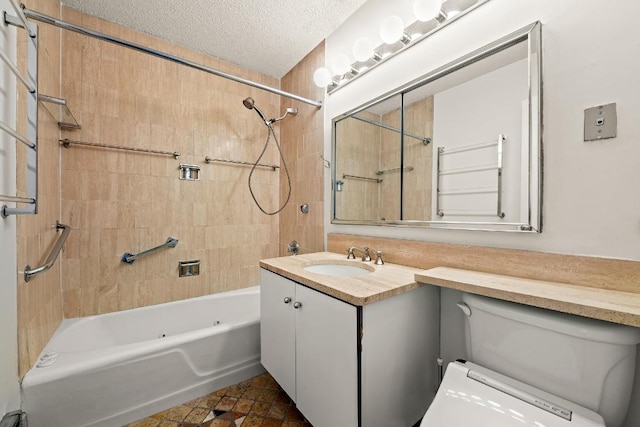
left=347, top=247, right=356, bottom=259
left=362, top=247, right=371, bottom=262
left=374, top=251, right=384, bottom=265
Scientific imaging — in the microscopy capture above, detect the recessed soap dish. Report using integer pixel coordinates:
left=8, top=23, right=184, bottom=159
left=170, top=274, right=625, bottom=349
left=179, top=260, right=200, bottom=277
left=179, top=164, right=200, bottom=181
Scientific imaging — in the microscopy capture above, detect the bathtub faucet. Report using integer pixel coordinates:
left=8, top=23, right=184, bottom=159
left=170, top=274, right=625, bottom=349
left=347, top=247, right=371, bottom=262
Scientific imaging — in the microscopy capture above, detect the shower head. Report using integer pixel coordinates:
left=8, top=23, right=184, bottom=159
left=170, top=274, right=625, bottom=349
left=242, top=97, right=255, bottom=110
left=242, top=97, right=268, bottom=124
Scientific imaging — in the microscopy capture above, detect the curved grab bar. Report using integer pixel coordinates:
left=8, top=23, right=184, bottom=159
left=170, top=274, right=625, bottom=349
left=121, top=237, right=178, bottom=264
left=24, top=222, right=71, bottom=282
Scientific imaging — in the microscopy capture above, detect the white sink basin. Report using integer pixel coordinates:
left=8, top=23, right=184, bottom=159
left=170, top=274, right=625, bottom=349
left=303, top=263, right=373, bottom=277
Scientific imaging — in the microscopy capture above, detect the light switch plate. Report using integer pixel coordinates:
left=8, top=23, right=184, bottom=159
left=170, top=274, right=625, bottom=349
left=584, top=103, right=617, bottom=141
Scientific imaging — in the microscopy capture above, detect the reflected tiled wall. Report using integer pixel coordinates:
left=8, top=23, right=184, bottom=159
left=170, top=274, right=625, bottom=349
left=278, top=43, right=325, bottom=255
left=16, top=0, right=63, bottom=377
left=59, top=7, right=280, bottom=318
left=332, top=98, right=433, bottom=223
left=381, top=97, right=433, bottom=221
left=334, top=112, right=381, bottom=221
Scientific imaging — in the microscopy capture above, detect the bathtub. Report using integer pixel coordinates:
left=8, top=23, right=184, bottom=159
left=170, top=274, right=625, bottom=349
left=21, top=286, right=264, bottom=427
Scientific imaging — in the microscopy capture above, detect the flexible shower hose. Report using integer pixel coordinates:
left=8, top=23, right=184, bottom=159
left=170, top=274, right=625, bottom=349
left=247, top=123, right=292, bottom=215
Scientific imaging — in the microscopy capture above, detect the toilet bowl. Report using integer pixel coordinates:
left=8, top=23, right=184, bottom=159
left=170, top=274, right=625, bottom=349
left=420, top=293, right=640, bottom=427
left=420, top=360, right=606, bottom=427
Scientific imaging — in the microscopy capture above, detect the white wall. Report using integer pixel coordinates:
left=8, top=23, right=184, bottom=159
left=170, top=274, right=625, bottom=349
left=432, top=58, right=527, bottom=224
left=324, top=0, right=640, bottom=261
left=0, top=0, right=21, bottom=414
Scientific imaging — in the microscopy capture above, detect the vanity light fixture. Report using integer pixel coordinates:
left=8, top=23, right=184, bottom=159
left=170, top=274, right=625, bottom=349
left=414, top=0, right=443, bottom=21
left=313, top=0, right=491, bottom=92
left=313, top=67, right=333, bottom=88
left=380, top=15, right=411, bottom=45
left=330, top=53, right=352, bottom=75
left=353, top=37, right=378, bottom=62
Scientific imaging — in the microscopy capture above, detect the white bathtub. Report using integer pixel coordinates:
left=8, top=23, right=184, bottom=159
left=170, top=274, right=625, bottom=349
left=21, top=286, right=264, bottom=427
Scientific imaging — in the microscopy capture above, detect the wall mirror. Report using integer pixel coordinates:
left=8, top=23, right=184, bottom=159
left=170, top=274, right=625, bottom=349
left=331, top=22, right=542, bottom=232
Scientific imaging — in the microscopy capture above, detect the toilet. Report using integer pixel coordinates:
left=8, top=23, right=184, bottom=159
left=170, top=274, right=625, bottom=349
left=421, top=293, right=640, bottom=427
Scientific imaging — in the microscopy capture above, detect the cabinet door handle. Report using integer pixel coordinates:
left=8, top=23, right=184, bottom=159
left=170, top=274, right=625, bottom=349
left=293, top=301, right=302, bottom=309
left=283, top=297, right=292, bottom=304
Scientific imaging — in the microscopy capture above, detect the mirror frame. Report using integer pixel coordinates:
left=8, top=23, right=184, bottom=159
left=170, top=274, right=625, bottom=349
left=331, top=22, right=542, bottom=232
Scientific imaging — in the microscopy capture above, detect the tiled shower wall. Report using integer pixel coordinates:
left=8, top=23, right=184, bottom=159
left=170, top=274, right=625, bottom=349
left=16, top=0, right=63, bottom=378
left=332, top=98, right=433, bottom=223
left=278, top=43, right=325, bottom=255
left=380, top=97, right=433, bottom=221
left=334, top=112, right=381, bottom=221
left=59, top=7, right=281, bottom=318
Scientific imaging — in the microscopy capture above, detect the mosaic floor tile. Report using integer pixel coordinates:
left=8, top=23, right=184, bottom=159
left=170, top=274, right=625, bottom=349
left=125, top=373, right=313, bottom=427
left=215, top=397, right=239, bottom=412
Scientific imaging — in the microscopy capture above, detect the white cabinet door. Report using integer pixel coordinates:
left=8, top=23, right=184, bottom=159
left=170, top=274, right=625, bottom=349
left=260, top=269, right=296, bottom=400
left=295, top=285, right=358, bottom=427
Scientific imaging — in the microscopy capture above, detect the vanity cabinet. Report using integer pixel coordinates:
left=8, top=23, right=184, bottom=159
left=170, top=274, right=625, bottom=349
left=260, top=267, right=440, bottom=427
left=260, top=269, right=358, bottom=426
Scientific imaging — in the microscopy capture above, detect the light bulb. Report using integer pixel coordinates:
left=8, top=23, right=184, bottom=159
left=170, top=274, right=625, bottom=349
left=352, top=37, right=374, bottom=62
left=380, top=15, right=405, bottom=44
left=413, top=0, right=443, bottom=21
left=330, top=54, right=352, bottom=75
left=313, top=67, right=332, bottom=88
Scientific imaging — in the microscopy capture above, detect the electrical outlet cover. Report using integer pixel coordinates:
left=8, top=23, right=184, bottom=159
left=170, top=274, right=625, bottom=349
left=584, top=103, right=617, bottom=141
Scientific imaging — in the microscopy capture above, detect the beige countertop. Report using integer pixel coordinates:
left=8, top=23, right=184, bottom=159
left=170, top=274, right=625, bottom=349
left=259, top=252, right=423, bottom=306
left=416, top=267, right=640, bottom=327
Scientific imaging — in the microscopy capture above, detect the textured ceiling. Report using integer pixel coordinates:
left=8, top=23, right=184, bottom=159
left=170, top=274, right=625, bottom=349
left=60, top=0, right=368, bottom=78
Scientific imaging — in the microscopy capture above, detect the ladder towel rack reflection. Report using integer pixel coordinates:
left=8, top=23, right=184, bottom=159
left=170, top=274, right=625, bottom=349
left=121, top=237, right=179, bottom=264
left=60, top=139, right=180, bottom=159
left=24, top=222, right=71, bottom=282
left=436, top=134, right=506, bottom=218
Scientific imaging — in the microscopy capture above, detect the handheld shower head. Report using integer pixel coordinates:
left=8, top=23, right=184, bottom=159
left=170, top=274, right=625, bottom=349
left=242, top=97, right=268, bottom=124
left=242, top=97, right=255, bottom=110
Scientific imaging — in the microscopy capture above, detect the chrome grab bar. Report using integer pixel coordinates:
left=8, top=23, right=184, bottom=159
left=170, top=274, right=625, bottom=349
left=121, top=237, right=178, bottom=264
left=24, top=222, right=70, bottom=282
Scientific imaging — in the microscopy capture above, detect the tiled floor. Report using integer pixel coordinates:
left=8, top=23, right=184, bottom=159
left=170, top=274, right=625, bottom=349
left=125, top=373, right=312, bottom=427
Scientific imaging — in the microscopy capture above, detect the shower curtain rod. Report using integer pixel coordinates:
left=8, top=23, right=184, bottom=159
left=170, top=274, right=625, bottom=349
left=18, top=7, right=323, bottom=108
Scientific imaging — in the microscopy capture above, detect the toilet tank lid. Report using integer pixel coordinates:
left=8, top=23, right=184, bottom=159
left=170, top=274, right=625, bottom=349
left=462, top=292, right=640, bottom=345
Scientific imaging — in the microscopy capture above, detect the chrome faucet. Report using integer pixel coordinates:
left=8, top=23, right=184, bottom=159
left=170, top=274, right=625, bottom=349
left=347, top=247, right=371, bottom=262
left=374, top=251, right=384, bottom=265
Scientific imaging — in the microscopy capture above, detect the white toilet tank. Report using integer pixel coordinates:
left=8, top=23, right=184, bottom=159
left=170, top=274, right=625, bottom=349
left=460, top=292, right=640, bottom=427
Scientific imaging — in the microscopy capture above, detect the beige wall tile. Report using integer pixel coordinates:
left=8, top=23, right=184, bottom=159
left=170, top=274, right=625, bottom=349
left=16, top=0, right=63, bottom=378
left=57, top=7, right=280, bottom=319
left=279, top=42, right=325, bottom=255
left=17, top=3, right=325, bottom=379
